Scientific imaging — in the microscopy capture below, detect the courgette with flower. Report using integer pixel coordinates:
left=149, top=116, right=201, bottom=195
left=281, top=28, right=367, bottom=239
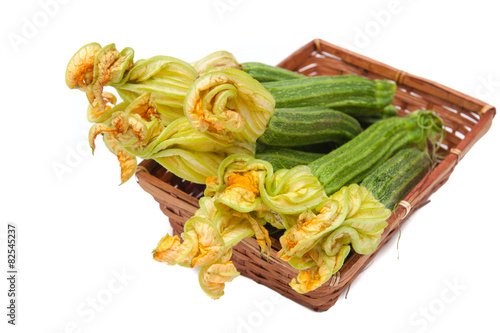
left=66, top=44, right=281, bottom=185
left=152, top=153, right=392, bottom=297
left=153, top=154, right=327, bottom=298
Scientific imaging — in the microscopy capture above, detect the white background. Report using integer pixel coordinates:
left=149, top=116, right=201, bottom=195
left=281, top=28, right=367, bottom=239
left=1, top=0, right=499, bottom=332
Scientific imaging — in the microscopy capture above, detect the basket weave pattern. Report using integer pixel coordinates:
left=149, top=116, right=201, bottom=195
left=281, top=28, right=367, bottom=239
left=136, top=39, right=495, bottom=311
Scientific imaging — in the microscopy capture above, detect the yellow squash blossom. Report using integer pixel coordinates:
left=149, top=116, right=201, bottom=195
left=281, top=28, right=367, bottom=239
left=66, top=43, right=134, bottom=114
left=89, top=93, right=255, bottom=184
left=198, top=249, right=240, bottom=299
left=66, top=43, right=198, bottom=125
left=184, top=69, right=275, bottom=145
left=152, top=154, right=332, bottom=298
left=279, top=184, right=391, bottom=293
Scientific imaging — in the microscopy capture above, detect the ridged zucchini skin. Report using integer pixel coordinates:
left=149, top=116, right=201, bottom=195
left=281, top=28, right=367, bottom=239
left=242, top=62, right=304, bottom=82
left=361, top=148, right=431, bottom=210
left=256, top=147, right=325, bottom=171
left=258, top=106, right=362, bottom=147
left=308, top=110, right=443, bottom=196
left=262, top=75, right=396, bottom=117
left=358, top=104, right=398, bottom=128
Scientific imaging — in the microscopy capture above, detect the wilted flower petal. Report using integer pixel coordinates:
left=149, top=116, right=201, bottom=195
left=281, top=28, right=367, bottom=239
left=65, top=42, right=101, bottom=90
left=86, top=92, right=125, bottom=123
left=102, top=134, right=137, bottom=184
left=279, top=195, right=345, bottom=258
left=289, top=245, right=350, bottom=294
left=152, top=216, right=224, bottom=268
left=198, top=249, right=240, bottom=299
left=89, top=44, right=134, bottom=112
left=152, top=234, right=197, bottom=265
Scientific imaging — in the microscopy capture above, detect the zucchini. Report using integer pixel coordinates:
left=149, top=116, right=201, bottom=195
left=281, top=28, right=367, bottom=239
left=361, top=148, right=431, bottom=210
left=243, top=62, right=397, bottom=122
left=258, top=106, right=362, bottom=147
left=257, top=140, right=335, bottom=155
left=242, top=62, right=304, bottom=82
left=308, top=110, right=443, bottom=195
left=284, top=142, right=339, bottom=154
left=358, top=104, right=398, bottom=128
left=262, top=75, right=396, bottom=118
left=256, top=147, right=325, bottom=171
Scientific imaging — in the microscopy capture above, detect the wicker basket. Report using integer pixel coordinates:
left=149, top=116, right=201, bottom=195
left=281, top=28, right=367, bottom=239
left=136, top=39, right=495, bottom=312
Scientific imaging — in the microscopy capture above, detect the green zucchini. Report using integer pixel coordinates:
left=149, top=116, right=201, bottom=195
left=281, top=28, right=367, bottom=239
left=242, top=62, right=304, bottom=82
left=258, top=106, right=362, bottom=147
left=256, top=147, right=325, bottom=171
left=257, top=140, right=336, bottom=155
left=358, top=104, right=398, bottom=128
left=276, top=142, right=339, bottom=154
left=308, top=110, right=443, bottom=196
left=361, top=148, right=431, bottom=210
left=243, top=62, right=397, bottom=123
left=262, top=75, right=396, bottom=118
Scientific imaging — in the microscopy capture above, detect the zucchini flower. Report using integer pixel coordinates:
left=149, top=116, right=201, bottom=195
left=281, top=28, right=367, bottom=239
left=206, top=155, right=325, bottom=220
left=86, top=92, right=128, bottom=124
left=102, top=134, right=137, bottom=185
left=87, top=93, right=161, bottom=184
left=184, top=68, right=275, bottom=145
left=206, top=154, right=273, bottom=212
left=114, top=55, right=198, bottom=123
left=153, top=154, right=343, bottom=298
left=260, top=166, right=326, bottom=220
left=66, top=43, right=198, bottom=125
left=206, top=155, right=273, bottom=253
left=198, top=249, right=240, bottom=299
left=65, top=42, right=102, bottom=90
left=65, top=43, right=134, bottom=114
left=278, top=190, right=349, bottom=258
left=153, top=216, right=224, bottom=268
left=191, top=50, right=242, bottom=75
left=322, top=185, right=391, bottom=256
left=288, top=244, right=351, bottom=294
left=153, top=196, right=256, bottom=298
left=89, top=93, right=255, bottom=184
left=145, top=118, right=255, bottom=184
left=278, top=184, right=391, bottom=293
left=89, top=93, right=163, bottom=152
left=206, top=154, right=326, bottom=251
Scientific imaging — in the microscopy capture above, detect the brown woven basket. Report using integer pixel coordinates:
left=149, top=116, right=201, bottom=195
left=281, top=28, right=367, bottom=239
left=136, top=39, right=495, bottom=312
